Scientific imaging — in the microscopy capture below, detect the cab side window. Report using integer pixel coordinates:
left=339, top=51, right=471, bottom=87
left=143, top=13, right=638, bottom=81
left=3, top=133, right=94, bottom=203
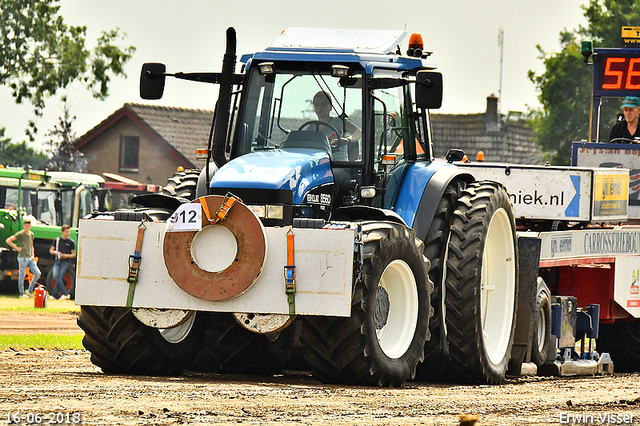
left=373, top=87, right=405, bottom=172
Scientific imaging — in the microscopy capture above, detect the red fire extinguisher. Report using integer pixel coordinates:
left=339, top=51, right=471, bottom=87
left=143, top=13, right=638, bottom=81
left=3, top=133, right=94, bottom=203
left=34, top=285, right=47, bottom=308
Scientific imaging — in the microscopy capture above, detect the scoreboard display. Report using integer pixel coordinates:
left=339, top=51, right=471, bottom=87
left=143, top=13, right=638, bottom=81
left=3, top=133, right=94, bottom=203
left=594, top=48, right=640, bottom=97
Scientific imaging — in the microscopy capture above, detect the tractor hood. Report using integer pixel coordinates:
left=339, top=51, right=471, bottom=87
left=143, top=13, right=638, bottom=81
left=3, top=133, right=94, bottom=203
left=209, top=148, right=334, bottom=204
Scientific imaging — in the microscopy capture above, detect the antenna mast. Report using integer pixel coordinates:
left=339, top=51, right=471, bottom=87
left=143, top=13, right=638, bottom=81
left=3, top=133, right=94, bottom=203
left=498, top=27, right=504, bottom=115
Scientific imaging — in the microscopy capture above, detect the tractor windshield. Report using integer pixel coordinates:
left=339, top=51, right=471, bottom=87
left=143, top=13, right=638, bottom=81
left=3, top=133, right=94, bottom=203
left=233, top=64, right=363, bottom=163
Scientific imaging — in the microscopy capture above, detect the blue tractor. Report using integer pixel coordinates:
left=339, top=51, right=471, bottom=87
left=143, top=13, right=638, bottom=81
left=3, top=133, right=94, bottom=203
left=77, top=27, right=527, bottom=387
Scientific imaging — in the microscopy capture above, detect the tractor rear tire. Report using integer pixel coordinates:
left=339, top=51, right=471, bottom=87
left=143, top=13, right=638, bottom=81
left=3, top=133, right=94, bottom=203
left=597, top=320, right=640, bottom=372
left=300, top=222, right=432, bottom=387
left=415, top=179, right=464, bottom=382
left=531, top=278, right=552, bottom=366
left=193, top=313, right=293, bottom=375
left=46, top=267, right=76, bottom=300
left=163, top=169, right=200, bottom=200
left=78, top=306, right=207, bottom=375
left=444, top=181, right=518, bottom=384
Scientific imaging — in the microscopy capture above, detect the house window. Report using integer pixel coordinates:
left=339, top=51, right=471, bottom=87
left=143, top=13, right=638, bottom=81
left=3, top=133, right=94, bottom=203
left=120, top=136, right=139, bottom=172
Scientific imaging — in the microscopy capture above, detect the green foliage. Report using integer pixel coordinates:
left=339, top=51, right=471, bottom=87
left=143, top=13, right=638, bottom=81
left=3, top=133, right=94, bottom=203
left=0, top=127, right=48, bottom=168
left=529, top=0, right=640, bottom=165
left=0, top=0, right=135, bottom=139
left=43, top=98, right=87, bottom=172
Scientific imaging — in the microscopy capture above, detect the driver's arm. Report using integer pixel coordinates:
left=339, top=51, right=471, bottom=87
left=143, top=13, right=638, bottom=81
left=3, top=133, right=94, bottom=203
left=345, top=121, right=362, bottom=143
left=334, top=121, right=362, bottom=147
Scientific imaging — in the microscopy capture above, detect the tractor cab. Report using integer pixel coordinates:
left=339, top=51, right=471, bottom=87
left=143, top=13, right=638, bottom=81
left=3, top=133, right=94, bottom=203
left=140, top=28, right=443, bottom=226
left=213, top=28, right=442, bottom=223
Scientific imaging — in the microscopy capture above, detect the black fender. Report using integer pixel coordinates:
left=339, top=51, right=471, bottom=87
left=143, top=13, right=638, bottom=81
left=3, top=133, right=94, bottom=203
left=412, top=167, right=474, bottom=243
left=130, top=193, right=190, bottom=211
left=196, top=163, right=217, bottom=198
left=332, top=205, right=407, bottom=225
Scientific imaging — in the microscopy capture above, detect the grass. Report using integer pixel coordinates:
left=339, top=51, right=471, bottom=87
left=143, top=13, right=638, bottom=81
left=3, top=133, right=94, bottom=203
left=0, top=334, right=83, bottom=350
left=0, top=293, right=84, bottom=350
left=0, top=294, right=80, bottom=313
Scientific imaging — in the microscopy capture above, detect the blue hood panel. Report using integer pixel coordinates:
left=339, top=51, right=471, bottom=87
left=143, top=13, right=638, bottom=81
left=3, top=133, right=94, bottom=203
left=210, top=149, right=334, bottom=204
left=393, top=160, right=456, bottom=227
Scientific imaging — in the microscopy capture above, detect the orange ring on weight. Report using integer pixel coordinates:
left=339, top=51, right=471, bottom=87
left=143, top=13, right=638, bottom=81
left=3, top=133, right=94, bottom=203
left=163, top=195, right=267, bottom=302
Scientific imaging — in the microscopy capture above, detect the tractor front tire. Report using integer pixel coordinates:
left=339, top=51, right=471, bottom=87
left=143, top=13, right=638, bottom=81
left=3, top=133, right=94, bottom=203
left=301, top=222, right=432, bottom=387
left=444, top=181, right=518, bottom=384
left=78, top=306, right=207, bottom=375
left=193, top=313, right=294, bottom=375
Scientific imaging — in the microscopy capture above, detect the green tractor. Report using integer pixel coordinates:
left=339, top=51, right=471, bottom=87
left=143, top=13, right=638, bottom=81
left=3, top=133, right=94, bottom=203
left=0, top=166, right=104, bottom=298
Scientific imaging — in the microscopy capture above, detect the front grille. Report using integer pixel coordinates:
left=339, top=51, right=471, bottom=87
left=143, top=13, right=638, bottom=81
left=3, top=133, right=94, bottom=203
left=208, top=187, right=293, bottom=225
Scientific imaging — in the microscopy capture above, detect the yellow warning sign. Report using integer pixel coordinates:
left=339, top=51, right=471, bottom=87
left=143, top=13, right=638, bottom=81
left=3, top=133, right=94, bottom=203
left=593, top=172, right=629, bottom=217
left=622, top=27, right=640, bottom=38
left=622, top=27, right=640, bottom=47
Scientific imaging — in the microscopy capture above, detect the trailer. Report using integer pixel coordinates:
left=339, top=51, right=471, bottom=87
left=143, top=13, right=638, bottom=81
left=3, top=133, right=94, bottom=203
left=449, top=39, right=640, bottom=375
left=458, top=157, right=636, bottom=375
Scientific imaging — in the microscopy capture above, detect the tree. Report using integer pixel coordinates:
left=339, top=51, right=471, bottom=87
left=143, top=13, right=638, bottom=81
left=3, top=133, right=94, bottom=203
left=0, top=0, right=135, bottom=138
left=529, top=0, right=640, bottom=165
left=43, top=100, right=86, bottom=172
left=0, top=128, right=48, bottom=168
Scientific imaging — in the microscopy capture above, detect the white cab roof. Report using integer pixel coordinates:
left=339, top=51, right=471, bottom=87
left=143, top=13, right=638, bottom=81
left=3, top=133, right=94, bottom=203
left=270, top=28, right=407, bottom=54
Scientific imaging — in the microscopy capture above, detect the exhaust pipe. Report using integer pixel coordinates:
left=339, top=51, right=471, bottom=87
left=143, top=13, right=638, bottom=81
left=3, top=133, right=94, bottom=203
left=211, top=27, right=236, bottom=169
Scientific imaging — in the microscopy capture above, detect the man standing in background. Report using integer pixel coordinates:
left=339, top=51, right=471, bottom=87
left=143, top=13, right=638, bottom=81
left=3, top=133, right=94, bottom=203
left=49, top=224, right=75, bottom=300
left=5, top=216, right=41, bottom=298
left=609, top=96, right=640, bottom=143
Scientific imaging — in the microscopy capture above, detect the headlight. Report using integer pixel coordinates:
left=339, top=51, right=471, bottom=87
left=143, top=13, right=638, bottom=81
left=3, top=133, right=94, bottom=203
left=249, top=205, right=266, bottom=218
left=360, top=187, right=376, bottom=198
left=249, top=205, right=283, bottom=220
left=266, top=205, right=284, bottom=220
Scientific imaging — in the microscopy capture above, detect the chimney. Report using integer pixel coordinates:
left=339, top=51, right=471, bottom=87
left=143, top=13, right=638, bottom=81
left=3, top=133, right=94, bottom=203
left=484, top=94, right=500, bottom=133
left=486, top=94, right=498, bottom=121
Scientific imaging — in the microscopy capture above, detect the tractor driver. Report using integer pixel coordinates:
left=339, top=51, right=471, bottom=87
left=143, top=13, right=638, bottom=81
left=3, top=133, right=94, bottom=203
left=312, top=91, right=362, bottom=161
left=609, top=96, right=640, bottom=143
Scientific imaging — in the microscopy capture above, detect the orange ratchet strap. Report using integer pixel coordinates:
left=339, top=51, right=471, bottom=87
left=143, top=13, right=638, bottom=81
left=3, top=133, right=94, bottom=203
left=126, top=220, right=147, bottom=308
left=284, top=227, right=296, bottom=318
left=199, top=193, right=240, bottom=224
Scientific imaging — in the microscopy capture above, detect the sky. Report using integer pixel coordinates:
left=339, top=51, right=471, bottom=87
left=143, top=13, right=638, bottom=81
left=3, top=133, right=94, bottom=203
left=1, top=0, right=588, bottom=151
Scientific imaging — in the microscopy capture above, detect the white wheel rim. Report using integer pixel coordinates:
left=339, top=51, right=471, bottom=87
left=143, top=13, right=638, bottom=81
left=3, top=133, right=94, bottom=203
left=375, top=259, right=419, bottom=359
left=481, top=207, right=516, bottom=365
left=537, top=302, right=547, bottom=353
left=441, top=234, right=452, bottom=340
left=159, top=312, right=196, bottom=344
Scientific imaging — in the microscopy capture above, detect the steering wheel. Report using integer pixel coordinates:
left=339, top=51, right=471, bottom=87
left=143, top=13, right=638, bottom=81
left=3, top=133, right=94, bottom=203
left=610, top=137, right=639, bottom=144
left=298, top=120, right=341, bottom=145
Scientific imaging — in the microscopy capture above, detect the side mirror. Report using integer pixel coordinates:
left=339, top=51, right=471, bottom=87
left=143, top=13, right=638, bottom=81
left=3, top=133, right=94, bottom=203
left=140, top=63, right=167, bottom=100
left=445, top=149, right=465, bottom=163
left=415, top=71, right=443, bottom=109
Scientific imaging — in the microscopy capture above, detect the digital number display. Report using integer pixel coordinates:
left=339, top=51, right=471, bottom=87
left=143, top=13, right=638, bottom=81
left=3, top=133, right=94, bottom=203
left=600, top=55, right=640, bottom=90
left=594, top=50, right=640, bottom=96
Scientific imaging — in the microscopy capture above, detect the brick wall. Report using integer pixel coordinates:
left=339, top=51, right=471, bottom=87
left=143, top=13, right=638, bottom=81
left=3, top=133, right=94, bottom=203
left=81, top=117, right=183, bottom=185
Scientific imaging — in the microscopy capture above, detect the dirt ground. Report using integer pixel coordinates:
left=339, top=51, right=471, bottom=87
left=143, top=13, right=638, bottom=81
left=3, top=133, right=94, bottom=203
left=0, top=309, right=82, bottom=335
left=1, top=311, right=639, bottom=426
